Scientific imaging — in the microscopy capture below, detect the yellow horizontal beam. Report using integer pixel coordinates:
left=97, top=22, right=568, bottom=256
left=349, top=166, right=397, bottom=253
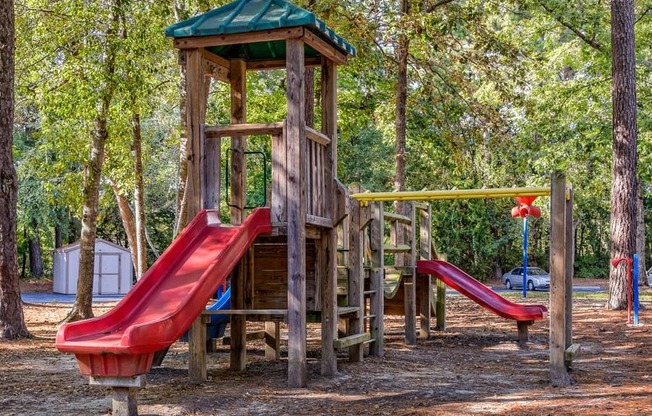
left=350, top=187, right=551, bottom=203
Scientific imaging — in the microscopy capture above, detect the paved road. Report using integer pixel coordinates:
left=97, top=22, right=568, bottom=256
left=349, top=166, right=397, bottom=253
left=22, top=285, right=602, bottom=304
left=490, top=286, right=603, bottom=293
left=22, top=293, right=124, bottom=304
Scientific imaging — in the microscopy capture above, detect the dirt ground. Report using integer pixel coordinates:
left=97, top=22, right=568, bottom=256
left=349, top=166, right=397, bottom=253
left=2, top=279, right=651, bottom=416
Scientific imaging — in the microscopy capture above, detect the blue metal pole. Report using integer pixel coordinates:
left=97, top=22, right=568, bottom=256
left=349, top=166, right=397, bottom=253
left=633, top=253, right=639, bottom=325
left=522, top=216, right=528, bottom=298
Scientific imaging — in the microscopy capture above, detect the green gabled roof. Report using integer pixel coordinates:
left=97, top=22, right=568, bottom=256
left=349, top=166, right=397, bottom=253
left=165, top=0, right=356, bottom=60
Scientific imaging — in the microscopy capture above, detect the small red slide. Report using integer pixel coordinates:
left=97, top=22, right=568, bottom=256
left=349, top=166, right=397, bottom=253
left=417, top=260, right=547, bottom=322
left=56, top=208, right=271, bottom=377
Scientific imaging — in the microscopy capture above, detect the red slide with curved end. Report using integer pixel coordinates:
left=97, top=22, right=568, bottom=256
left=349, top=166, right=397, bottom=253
left=56, top=208, right=271, bottom=378
left=417, top=260, right=547, bottom=322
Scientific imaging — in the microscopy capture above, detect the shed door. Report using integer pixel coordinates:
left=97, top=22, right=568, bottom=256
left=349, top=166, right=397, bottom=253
left=93, top=253, right=121, bottom=295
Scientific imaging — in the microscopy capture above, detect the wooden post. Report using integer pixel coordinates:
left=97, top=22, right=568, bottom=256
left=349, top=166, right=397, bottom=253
left=230, top=256, right=247, bottom=371
left=517, top=321, right=531, bottom=343
left=183, top=48, right=205, bottom=221
left=550, top=171, right=572, bottom=386
left=347, top=186, right=364, bottom=362
left=202, top=129, right=220, bottom=210
left=320, top=58, right=338, bottom=376
left=189, top=314, right=208, bottom=382
left=286, top=38, right=307, bottom=388
left=264, top=321, right=281, bottom=361
left=185, top=48, right=209, bottom=383
left=271, top=130, right=286, bottom=223
left=369, top=202, right=385, bottom=357
left=418, top=204, right=432, bottom=339
left=404, top=202, right=417, bottom=345
left=230, top=58, right=247, bottom=224
left=228, top=58, right=248, bottom=373
left=201, top=74, right=219, bottom=210
left=435, top=253, right=446, bottom=331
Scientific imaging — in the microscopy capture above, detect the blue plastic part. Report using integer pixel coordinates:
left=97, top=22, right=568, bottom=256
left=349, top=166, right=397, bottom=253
left=522, top=216, right=528, bottom=299
left=633, top=254, right=639, bottom=325
left=180, top=287, right=231, bottom=342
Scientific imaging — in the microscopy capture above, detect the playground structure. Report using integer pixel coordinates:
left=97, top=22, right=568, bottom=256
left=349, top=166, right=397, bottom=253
left=55, top=1, right=576, bottom=414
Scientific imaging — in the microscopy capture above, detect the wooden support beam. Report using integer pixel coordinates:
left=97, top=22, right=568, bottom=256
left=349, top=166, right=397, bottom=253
left=186, top=47, right=209, bottom=384
left=202, top=125, right=220, bottom=210
left=383, top=244, right=411, bottom=253
left=184, top=48, right=206, bottom=223
left=302, top=30, right=348, bottom=65
left=229, top=59, right=247, bottom=225
left=174, top=27, right=305, bottom=49
left=230, top=260, right=247, bottom=371
left=419, top=204, right=432, bottom=339
left=265, top=321, right=281, bottom=361
left=247, top=56, right=322, bottom=71
left=286, top=38, right=307, bottom=388
left=435, top=252, right=447, bottom=331
left=347, top=186, right=364, bottom=362
left=565, top=343, right=581, bottom=367
left=383, top=212, right=412, bottom=224
left=334, top=332, right=371, bottom=349
left=201, top=49, right=230, bottom=82
left=189, top=314, right=209, bottom=382
left=404, top=202, right=417, bottom=345
left=320, top=57, right=338, bottom=377
left=271, top=129, right=286, bottom=223
left=204, top=122, right=284, bottom=138
left=305, top=126, right=331, bottom=145
left=369, top=202, right=385, bottom=357
left=550, top=171, right=572, bottom=386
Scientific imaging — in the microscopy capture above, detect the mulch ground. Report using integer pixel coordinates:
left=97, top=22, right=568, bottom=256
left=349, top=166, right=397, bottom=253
left=2, top=279, right=650, bottom=415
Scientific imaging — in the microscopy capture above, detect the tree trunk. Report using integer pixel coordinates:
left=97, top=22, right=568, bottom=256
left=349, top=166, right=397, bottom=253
left=28, top=224, right=43, bottom=279
left=608, top=0, right=638, bottom=309
left=636, top=184, right=647, bottom=286
left=395, top=0, right=409, bottom=196
left=111, top=185, right=138, bottom=281
left=0, top=0, right=30, bottom=339
left=54, top=224, right=63, bottom=249
left=175, top=50, right=189, bottom=236
left=131, top=111, right=147, bottom=279
left=392, top=0, right=410, bottom=266
left=64, top=2, right=120, bottom=322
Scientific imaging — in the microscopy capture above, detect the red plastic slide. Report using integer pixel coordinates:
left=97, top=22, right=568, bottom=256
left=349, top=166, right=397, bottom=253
left=417, top=260, right=547, bottom=322
left=56, top=208, right=271, bottom=377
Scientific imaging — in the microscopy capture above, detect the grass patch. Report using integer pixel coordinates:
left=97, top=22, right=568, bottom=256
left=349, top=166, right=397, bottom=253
left=498, top=289, right=652, bottom=302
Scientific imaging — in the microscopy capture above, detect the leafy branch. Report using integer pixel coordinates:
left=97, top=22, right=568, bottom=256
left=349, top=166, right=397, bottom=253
left=536, top=0, right=605, bottom=52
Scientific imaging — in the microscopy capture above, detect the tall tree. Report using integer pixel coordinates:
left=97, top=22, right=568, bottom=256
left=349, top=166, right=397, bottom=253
left=65, top=0, right=122, bottom=322
left=0, top=0, right=30, bottom=339
left=608, top=0, right=638, bottom=309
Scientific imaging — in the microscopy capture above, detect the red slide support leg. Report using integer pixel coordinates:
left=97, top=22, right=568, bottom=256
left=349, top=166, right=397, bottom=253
left=517, top=321, right=532, bottom=343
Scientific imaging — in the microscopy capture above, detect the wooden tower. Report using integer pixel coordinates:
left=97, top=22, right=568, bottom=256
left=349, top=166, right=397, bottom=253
left=166, top=0, right=356, bottom=387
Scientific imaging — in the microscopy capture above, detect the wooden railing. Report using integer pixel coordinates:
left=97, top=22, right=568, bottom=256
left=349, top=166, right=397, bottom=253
left=204, top=121, right=335, bottom=229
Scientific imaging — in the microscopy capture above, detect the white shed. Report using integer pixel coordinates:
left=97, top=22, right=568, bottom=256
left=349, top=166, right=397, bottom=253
left=53, top=238, right=133, bottom=295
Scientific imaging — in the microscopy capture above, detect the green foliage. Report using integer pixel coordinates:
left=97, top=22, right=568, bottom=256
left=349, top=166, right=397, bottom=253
left=11, top=0, right=652, bottom=280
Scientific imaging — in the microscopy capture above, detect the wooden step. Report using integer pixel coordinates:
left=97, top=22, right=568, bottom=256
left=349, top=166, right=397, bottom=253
left=383, top=212, right=412, bottom=224
left=384, top=244, right=411, bottom=253
left=337, top=306, right=360, bottom=317
left=333, top=332, right=372, bottom=349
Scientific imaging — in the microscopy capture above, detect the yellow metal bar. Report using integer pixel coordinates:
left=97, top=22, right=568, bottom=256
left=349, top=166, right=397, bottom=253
left=350, top=187, right=551, bottom=203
